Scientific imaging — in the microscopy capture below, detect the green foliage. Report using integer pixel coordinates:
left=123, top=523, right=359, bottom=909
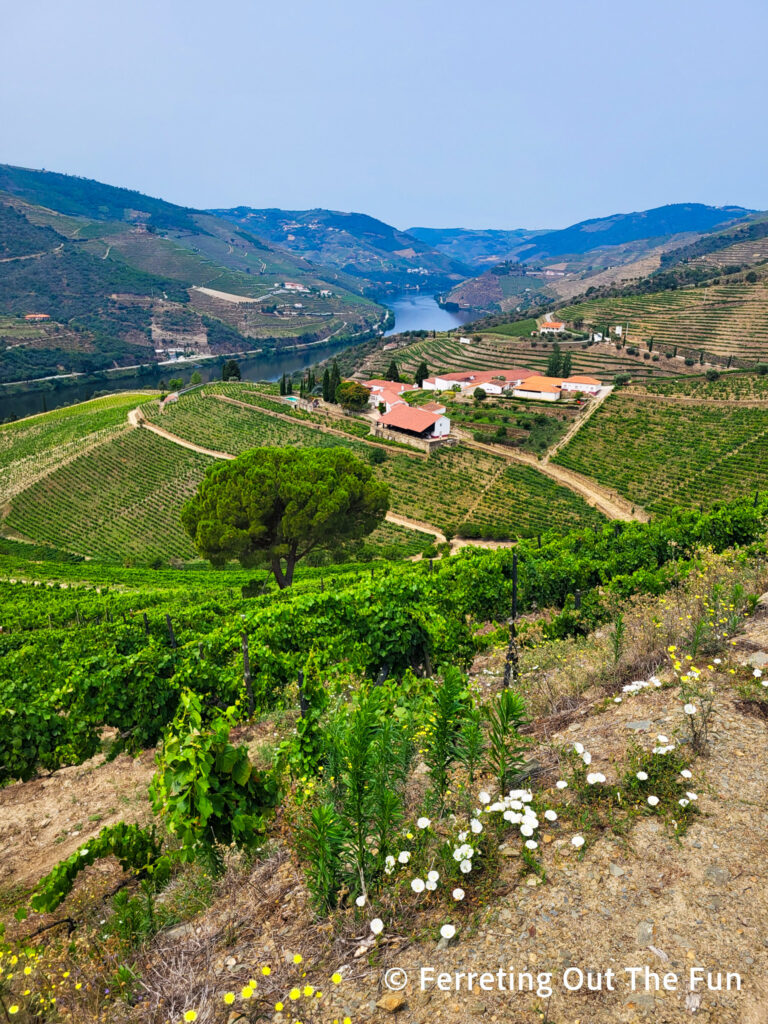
left=221, top=359, right=241, bottom=381
left=335, top=380, right=371, bottom=411
left=555, top=389, right=768, bottom=514
left=329, top=360, right=341, bottom=403
left=150, top=691, right=279, bottom=871
left=278, top=652, right=329, bottom=781
left=422, top=667, right=470, bottom=811
left=414, top=360, right=429, bottom=386
left=385, top=359, right=400, bottom=382
left=299, top=684, right=414, bottom=909
left=546, top=343, right=562, bottom=377
left=484, top=688, right=528, bottom=794
left=29, top=823, right=168, bottom=914
left=182, top=446, right=389, bottom=588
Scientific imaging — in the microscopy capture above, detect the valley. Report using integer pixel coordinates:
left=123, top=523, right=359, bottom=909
left=3, top=169, right=768, bottom=1024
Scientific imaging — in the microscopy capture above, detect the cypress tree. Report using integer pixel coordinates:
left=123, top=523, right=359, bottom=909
left=329, top=360, right=341, bottom=403
left=415, top=360, right=429, bottom=387
left=546, top=343, right=562, bottom=377
left=385, top=359, right=400, bottom=382
left=322, top=368, right=332, bottom=402
left=287, top=376, right=293, bottom=394
left=279, top=374, right=286, bottom=396
left=561, top=351, right=572, bottom=377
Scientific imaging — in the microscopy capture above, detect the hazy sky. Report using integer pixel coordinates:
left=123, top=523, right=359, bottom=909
left=3, top=0, right=766, bottom=229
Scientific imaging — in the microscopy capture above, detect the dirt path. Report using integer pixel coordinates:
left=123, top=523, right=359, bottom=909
left=128, top=407, right=235, bottom=459
left=544, top=385, right=613, bottom=461
left=385, top=512, right=447, bottom=544
left=211, top=394, right=425, bottom=458
left=0, top=243, right=63, bottom=264
left=459, top=435, right=647, bottom=522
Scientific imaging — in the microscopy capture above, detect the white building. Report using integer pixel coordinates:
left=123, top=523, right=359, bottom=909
left=512, top=376, right=562, bottom=401
left=539, top=319, right=565, bottom=334
left=559, top=375, right=602, bottom=395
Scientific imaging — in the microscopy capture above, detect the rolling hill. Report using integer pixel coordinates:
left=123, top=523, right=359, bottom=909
left=210, top=207, right=473, bottom=292
left=440, top=204, right=761, bottom=315
left=406, top=226, right=544, bottom=269
left=0, top=165, right=386, bottom=384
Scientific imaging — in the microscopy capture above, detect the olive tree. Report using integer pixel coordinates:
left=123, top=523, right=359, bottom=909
left=182, top=447, right=389, bottom=588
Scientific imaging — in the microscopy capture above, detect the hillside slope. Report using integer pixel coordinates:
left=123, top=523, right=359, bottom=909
left=441, top=204, right=762, bottom=315
left=0, top=165, right=385, bottom=383
left=211, top=207, right=473, bottom=292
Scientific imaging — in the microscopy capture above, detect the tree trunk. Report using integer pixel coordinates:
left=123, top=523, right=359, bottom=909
left=271, top=551, right=297, bottom=589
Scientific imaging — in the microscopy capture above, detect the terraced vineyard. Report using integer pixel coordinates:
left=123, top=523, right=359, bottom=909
left=142, top=392, right=364, bottom=455
left=6, top=428, right=211, bottom=561
left=366, top=331, right=669, bottom=383
left=553, top=391, right=768, bottom=514
left=634, top=372, right=768, bottom=401
left=144, top=390, right=605, bottom=537
left=0, top=392, right=156, bottom=501
left=557, top=275, right=768, bottom=366
left=459, top=462, right=605, bottom=538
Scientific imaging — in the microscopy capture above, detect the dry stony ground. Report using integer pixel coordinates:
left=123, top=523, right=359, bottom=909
left=3, top=605, right=768, bottom=1024
left=337, top=610, right=768, bottom=1024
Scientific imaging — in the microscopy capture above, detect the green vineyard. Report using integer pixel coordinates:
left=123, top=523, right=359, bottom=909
left=557, top=274, right=768, bottom=365
left=367, top=330, right=670, bottom=383
left=6, top=428, right=212, bottom=561
left=553, top=391, right=768, bottom=514
left=459, top=462, right=605, bottom=538
left=142, top=392, right=363, bottom=455
left=634, top=371, right=768, bottom=401
left=0, top=392, right=156, bottom=501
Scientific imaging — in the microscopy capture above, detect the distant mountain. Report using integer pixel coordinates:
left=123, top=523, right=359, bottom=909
left=211, top=207, right=473, bottom=292
left=516, top=203, right=756, bottom=263
left=0, top=165, right=384, bottom=384
left=407, top=226, right=545, bottom=269
left=440, top=203, right=762, bottom=316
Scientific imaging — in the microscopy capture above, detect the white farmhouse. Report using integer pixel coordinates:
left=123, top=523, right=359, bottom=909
left=559, top=375, right=602, bottom=396
left=539, top=319, right=565, bottom=334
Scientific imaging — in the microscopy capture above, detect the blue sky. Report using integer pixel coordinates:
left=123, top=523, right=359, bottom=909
left=3, top=0, right=766, bottom=229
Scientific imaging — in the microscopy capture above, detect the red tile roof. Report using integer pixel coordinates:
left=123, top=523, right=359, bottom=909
left=363, top=379, right=409, bottom=392
left=379, top=405, right=443, bottom=433
left=437, top=368, right=533, bottom=384
left=541, top=320, right=565, bottom=329
left=376, top=389, right=406, bottom=408
left=564, top=375, right=601, bottom=385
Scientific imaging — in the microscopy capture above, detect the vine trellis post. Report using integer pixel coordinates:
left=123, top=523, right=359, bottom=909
left=502, top=552, right=519, bottom=690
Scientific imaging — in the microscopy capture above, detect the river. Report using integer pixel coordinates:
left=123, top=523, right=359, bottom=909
left=384, top=291, right=476, bottom=336
left=1, top=292, right=476, bottom=420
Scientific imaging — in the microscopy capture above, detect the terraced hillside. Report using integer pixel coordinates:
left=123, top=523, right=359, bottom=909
left=5, top=427, right=211, bottom=561
left=2, top=388, right=606, bottom=562
left=633, top=371, right=768, bottom=401
left=0, top=392, right=157, bottom=502
left=143, top=389, right=605, bottom=538
left=557, top=272, right=768, bottom=366
left=0, top=164, right=384, bottom=382
left=553, top=388, right=768, bottom=514
left=363, top=330, right=676, bottom=383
